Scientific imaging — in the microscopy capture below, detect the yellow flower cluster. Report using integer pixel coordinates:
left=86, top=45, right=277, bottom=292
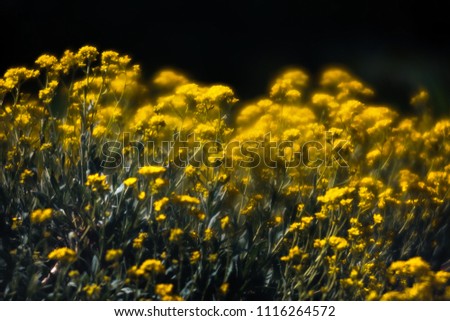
left=105, top=249, right=123, bottom=262
left=85, top=173, right=110, bottom=192
left=83, top=284, right=102, bottom=299
left=138, top=166, right=166, bottom=176
left=133, top=232, right=148, bottom=249
left=47, top=247, right=77, bottom=264
left=155, top=283, right=183, bottom=301
left=381, top=257, right=450, bottom=300
left=3, top=46, right=450, bottom=300
left=30, top=208, right=53, bottom=224
left=128, top=259, right=165, bottom=279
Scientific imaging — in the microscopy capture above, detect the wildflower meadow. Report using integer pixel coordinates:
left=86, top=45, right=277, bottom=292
left=0, top=46, right=449, bottom=300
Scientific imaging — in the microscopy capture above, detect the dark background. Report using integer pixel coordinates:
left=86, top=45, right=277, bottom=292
left=1, top=0, right=449, bottom=113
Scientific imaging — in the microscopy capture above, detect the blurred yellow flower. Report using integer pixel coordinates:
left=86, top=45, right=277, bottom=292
left=30, top=208, right=52, bottom=224
left=153, top=197, right=169, bottom=212
left=219, top=283, right=229, bottom=295
left=190, top=251, right=201, bottom=264
left=138, top=165, right=166, bottom=176
left=86, top=173, right=110, bottom=192
left=105, top=249, right=123, bottom=262
left=48, top=247, right=77, bottom=264
left=123, top=177, right=138, bottom=187
left=83, top=284, right=101, bottom=298
left=169, top=228, right=183, bottom=242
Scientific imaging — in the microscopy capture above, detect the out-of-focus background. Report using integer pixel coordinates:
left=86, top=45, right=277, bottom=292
left=1, top=0, right=449, bottom=114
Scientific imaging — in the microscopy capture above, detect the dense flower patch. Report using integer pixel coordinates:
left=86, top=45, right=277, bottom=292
left=0, top=46, right=449, bottom=300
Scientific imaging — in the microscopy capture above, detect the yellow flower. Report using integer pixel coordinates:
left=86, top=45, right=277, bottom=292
left=220, top=216, right=230, bottom=230
left=207, top=253, right=218, bottom=263
left=153, top=197, right=169, bottom=212
left=155, top=283, right=173, bottom=297
left=154, top=177, right=166, bottom=188
left=138, top=191, right=146, bottom=200
left=204, top=228, right=213, bottom=241
left=313, top=239, right=326, bottom=248
left=92, top=126, right=107, bottom=138
left=133, top=232, right=148, bottom=249
left=173, top=194, right=201, bottom=205
left=123, top=177, right=138, bottom=187
left=155, top=213, right=167, bottom=222
left=190, top=251, right=201, bottom=264
left=373, top=213, right=383, bottom=224
left=48, top=247, right=77, bottom=264
left=196, top=212, right=206, bottom=221
left=68, top=270, right=80, bottom=278
left=39, top=143, right=52, bottom=151
left=184, top=164, right=196, bottom=176
left=101, top=50, right=120, bottom=66
left=389, top=257, right=430, bottom=278
left=347, top=227, right=361, bottom=238
left=317, top=186, right=355, bottom=204
left=219, top=283, right=229, bottom=295
left=105, top=249, right=123, bottom=262
left=20, top=169, right=34, bottom=184
left=85, top=173, right=110, bottom=192
left=315, top=210, right=327, bottom=220
left=270, top=69, right=308, bottom=99
left=59, top=50, right=76, bottom=73
left=153, top=70, right=187, bottom=88
left=328, top=236, right=349, bottom=250
left=434, top=271, right=450, bottom=286
left=169, top=228, right=183, bottom=242
left=76, top=46, right=99, bottom=66
left=14, top=113, right=31, bottom=126
left=289, top=216, right=314, bottom=232
left=139, top=259, right=165, bottom=274
left=281, top=246, right=303, bottom=261
left=83, top=284, right=101, bottom=298
left=274, top=215, right=283, bottom=225
left=3, top=67, right=39, bottom=90
left=410, top=89, right=429, bottom=107
left=138, top=165, right=166, bottom=176
left=30, top=208, right=53, bottom=224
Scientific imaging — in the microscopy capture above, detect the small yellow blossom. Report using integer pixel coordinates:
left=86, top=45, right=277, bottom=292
left=373, top=213, right=383, bottom=224
left=328, top=236, right=349, bottom=250
left=153, top=197, right=169, bottom=212
left=173, top=194, right=201, bottom=205
left=347, top=227, right=361, bottom=238
left=140, top=259, right=165, bottom=274
left=207, top=253, right=218, bottom=263
left=190, top=251, right=201, bottom=264
left=169, top=228, right=183, bottom=242
left=132, top=232, right=148, bottom=249
left=105, top=249, right=123, bottom=262
left=220, top=216, right=230, bottom=230
left=155, top=213, right=167, bottom=222
left=281, top=246, right=303, bottom=261
left=68, top=270, right=80, bottom=278
left=83, top=284, right=101, bottom=298
left=219, top=283, right=229, bottom=295
left=48, top=247, right=77, bottom=264
left=86, top=173, right=109, bottom=192
left=123, top=177, right=138, bottom=187
left=138, top=165, right=166, bottom=176
left=155, top=283, right=173, bottom=297
left=204, top=228, right=213, bottom=241
left=20, top=169, right=34, bottom=184
left=30, top=208, right=53, bottom=224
